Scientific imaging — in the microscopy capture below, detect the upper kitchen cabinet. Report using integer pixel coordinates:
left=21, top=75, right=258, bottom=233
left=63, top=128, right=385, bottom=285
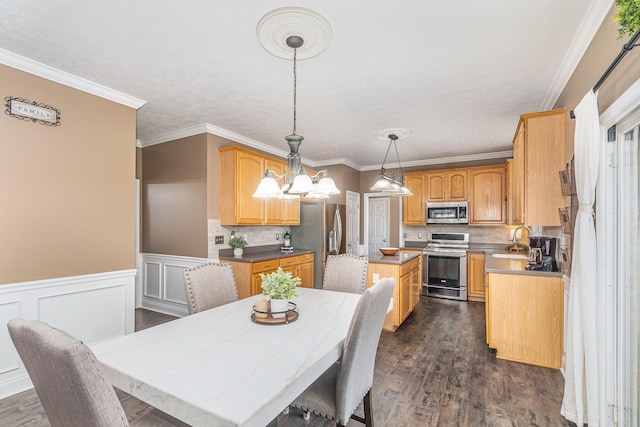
left=402, top=172, right=426, bottom=225
left=426, top=170, right=467, bottom=202
left=469, top=165, right=506, bottom=225
left=219, top=146, right=300, bottom=226
left=509, top=109, right=565, bottom=226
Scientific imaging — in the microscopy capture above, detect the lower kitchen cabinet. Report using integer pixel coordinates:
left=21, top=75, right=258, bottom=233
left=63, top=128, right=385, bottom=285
left=467, top=252, right=486, bottom=302
left=366, top=254, right=422, bottom=332
left=486, top=272, right=563, bottom=369
left=225, top=253, right=314, bottom=299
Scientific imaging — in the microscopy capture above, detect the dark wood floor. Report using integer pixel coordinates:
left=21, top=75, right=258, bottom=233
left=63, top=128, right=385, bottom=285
left=0, top=297, right=573, bottom=426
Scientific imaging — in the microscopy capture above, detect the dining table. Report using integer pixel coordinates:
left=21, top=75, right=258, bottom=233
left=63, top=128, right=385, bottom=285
left=91, top=287, right=362, bottom=427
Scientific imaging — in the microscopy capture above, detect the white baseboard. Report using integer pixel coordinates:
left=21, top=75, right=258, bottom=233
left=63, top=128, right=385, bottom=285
left=0, top=269, right=136, bottom=400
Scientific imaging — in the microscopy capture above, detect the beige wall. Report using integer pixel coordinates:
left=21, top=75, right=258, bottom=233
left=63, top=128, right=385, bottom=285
left=323, top=164, right=360, bottom=205
left=141, top=135, right=209, bottom=258
left=554, top=6, right=640, bottom=157
left=0, top=64, right=137, bottom=285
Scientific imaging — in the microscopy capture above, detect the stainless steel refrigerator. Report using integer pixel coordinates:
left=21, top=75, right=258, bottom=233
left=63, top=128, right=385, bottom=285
left=291, top=201, right=347, bottom=288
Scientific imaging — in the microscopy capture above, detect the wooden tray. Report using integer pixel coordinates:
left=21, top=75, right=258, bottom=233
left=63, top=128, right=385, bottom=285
left=251, top=302, right=299, bottom=325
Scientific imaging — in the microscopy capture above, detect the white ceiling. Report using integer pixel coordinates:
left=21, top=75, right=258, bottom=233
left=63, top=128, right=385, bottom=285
left=0, top=1, right=612, bottom=170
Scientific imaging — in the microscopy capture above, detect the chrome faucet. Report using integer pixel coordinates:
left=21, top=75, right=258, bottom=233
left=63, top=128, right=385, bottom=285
left=512, top=226, right=532, bottom=244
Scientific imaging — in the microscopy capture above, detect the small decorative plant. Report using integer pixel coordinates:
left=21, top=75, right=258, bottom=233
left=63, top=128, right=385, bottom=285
left=260, top=267, right=300, bottom=300
left=614, top=0, right=640, bottom=38
left=229, top=235, right=247, bottom=249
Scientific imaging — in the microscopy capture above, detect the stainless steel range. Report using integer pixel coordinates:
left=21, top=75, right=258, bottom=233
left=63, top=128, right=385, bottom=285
left=423, top=232, right=469, bottom=301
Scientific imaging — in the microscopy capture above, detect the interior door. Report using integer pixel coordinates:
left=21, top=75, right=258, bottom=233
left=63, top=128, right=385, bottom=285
left=346, top=190, right=360, bottom=255
left=368, top=197, right=390, bottom=254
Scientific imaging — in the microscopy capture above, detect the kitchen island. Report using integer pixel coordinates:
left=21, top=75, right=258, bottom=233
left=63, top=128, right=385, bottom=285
left=363, top=251, right=422, bottom=332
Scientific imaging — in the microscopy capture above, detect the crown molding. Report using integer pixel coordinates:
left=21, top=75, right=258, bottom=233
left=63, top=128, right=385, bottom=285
left=359, top=150, right=513, bottom=171
left=312, top=157, right=362, bottom=170
left=540, top=0, right=614, bottom=109
left=0, top=48, right=146, bottom=109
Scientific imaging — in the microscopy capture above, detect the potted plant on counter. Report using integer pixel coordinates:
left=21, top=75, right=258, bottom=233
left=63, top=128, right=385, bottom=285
left=260, top=267, right=300, bottom=318
left=229, top=235, right=247, bottom=258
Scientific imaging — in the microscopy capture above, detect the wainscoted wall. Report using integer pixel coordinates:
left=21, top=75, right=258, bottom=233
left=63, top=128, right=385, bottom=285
left=207, top=219, right=289, bottom=259
left=0, top=270, right=135, bottom=399
left=140, top=253, right=217, bottom=317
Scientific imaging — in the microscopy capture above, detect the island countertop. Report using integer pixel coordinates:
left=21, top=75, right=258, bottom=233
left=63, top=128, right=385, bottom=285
left=364, top=250, right=421, bottom=265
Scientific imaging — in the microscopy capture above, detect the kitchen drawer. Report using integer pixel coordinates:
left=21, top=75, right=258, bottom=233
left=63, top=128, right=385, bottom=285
left=297, top=253, right=314, bottom=264
left=401, top=262, right=413, bottom=276
left=252, top=259, right=279, bottom=273
left=279, top=256, right=298, bottom=267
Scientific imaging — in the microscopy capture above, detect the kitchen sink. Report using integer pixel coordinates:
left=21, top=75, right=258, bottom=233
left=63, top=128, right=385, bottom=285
left=492, top=253, right=528, bottom=260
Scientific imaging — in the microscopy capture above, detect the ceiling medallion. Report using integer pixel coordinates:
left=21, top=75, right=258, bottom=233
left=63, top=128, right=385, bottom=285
left=256, top=7, right=332, bottom=60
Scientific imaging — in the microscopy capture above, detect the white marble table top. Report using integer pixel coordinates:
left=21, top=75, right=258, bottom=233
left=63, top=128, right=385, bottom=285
left=91, top=288, right=361, bottom=427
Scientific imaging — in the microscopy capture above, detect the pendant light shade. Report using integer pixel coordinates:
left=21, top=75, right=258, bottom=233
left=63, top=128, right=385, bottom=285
left=369, top=130, right=413, bottom=197
left=252, top=171, right=281, bottom=198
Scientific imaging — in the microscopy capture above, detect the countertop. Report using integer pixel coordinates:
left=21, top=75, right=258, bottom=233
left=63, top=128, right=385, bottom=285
left=219, top=244, right=314, bottom=263
left=364, top=250, right=421, bottom=265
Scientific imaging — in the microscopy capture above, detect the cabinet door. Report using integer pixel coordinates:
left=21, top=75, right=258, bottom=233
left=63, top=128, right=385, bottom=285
left=426, top=172, right=445, bottom=201
left=263, top=158, right=286, bottom=225
left=487, top=273, right=563, bottom=369
left=511, top=126, right=525, bottom=225
left=523, top=112, right=564, bottom=226
left=446, top=170, right=468, bottom=201
left=469, top=166, right=506, bottom=225
left=466, top=252, right=485, bottom=301
left=399, top=271, right=412, bottom=323
left=297, top=262, right=314, bottom=288
left=235, top=151, right=265, bottom=224
left=410, top=260, right=421, bottom=309
left=402, top=173, right=426, bottom=225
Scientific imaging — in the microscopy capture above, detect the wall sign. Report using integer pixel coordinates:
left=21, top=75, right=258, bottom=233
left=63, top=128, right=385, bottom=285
left=4, top=96, right=61, bottom=126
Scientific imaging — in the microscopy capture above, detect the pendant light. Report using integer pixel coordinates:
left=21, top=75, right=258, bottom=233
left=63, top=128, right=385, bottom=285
left=253, top=9, right=339, bottom=199
left=370, top=131, right=413, bottom=197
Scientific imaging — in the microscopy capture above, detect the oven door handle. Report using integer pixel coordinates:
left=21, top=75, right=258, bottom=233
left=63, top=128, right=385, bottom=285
left=424, top=251, right=467, bottom=258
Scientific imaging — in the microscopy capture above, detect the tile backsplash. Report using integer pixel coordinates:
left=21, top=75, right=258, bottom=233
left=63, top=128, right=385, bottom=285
left=208, top=219, right=290, bottom=259
left=403, top=224, right=564, bottom=245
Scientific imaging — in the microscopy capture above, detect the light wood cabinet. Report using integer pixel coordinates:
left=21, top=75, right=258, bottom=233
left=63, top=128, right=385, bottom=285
left=510, top=125, right=525, bottom=225
left=227, top=253, right=314, bottom=299
left=402, top=173, right=425, bottom=225
left=366, top=254, right=422, bottom=332
left=468, top=166, right=506, bottom=225
left=509, top=109, right=565, bottom=226
left=486, top=273, right=563, bottom=369
left=426, top=170, right=467, bottom=202
left=220, top=146, right=300, bottom=226
left=466, top=252, right=486, bottom=302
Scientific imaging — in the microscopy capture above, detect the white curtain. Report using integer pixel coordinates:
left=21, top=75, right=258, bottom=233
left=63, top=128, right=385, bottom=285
left=561, top=90, right=601, bottom=425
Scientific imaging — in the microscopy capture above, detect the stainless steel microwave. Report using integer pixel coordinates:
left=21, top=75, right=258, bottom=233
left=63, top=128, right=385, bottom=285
left=426, top=201, right=469, bottom=224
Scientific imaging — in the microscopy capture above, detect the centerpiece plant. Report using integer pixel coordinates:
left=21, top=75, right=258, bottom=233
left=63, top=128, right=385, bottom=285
left=261, top=267, right=300, bottom=317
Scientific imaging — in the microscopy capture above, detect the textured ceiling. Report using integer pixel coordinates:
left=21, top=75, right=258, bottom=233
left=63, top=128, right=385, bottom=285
left=0, top=1, right=612, bottom=169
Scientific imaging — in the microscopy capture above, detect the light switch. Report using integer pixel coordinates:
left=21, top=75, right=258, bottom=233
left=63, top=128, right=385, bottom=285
left=215, top=235, right=224, bottom=244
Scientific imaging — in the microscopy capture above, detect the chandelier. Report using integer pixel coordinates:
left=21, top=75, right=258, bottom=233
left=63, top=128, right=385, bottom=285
left=253, top=9, right=339, bottom=199
left=370, top=130, right=413, bottom=196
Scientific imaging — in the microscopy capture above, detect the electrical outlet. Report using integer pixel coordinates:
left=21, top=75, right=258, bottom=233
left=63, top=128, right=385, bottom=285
left=215, top=235, right=224, bottom=244
left=418, top=232, right=423, bottom=239
left=276, top=233, right=280, bottom=241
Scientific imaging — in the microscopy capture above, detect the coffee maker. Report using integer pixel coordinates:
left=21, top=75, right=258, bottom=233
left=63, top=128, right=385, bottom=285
left=525, top=237, right=558, bottom=272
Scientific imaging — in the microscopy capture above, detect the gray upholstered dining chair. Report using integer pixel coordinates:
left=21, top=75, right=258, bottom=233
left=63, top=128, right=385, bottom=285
left=7, top=318, right=130, bottom=427
left=322, top=254, right=369, bottom=294
left=182, top=262, right=239, bottom=314
left=291, top=277, right=396, bottom=426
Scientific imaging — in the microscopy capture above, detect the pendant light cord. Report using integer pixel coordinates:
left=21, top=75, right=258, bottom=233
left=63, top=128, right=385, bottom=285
left=292, top=47, right=297, bottom=135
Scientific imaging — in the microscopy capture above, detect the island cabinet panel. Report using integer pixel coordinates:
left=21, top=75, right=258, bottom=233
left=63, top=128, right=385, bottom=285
left=402, top=173, right=426, bottom=225
left=468, top=166, right=506, bottom=225
left=466, top=252, right=486, bottom=302
left=220, top=146, right=300, bottom=226
left=366, top=254, right=421, bottom=332
left=509, top=109, right=565, bottom=226
left=486, top=273, right=563, bottom=369
left=227, top=253, right=314, bottom=299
